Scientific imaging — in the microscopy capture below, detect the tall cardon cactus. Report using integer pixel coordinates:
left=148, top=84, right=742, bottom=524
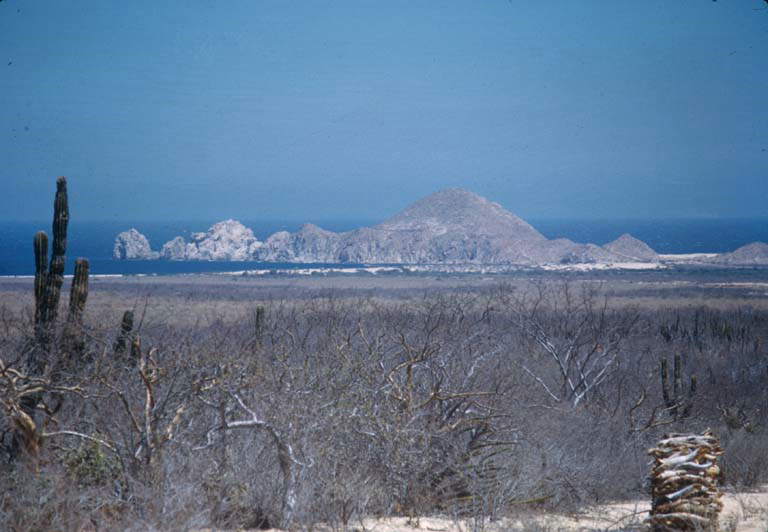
left=13, top=177, right=90, bottom=461
left=32, top=177, right=89, bottom=361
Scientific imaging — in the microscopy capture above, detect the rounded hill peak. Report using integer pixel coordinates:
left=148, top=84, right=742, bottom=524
left=376, top=188, right=545, bottom=240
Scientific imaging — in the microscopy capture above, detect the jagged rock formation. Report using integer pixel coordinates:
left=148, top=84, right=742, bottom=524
left=161, top=219, right=263, bottom=260
left=113, top=229, right=159, bottom=260
left=709, top=242, right=768, bottom=265
left=603, top=233, right=659, bottom=262
left=259, top=224, right=342, bottom=263
left=114, top=189, right=671, bottom=266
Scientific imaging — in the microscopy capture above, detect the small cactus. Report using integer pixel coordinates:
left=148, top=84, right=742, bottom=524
left=660, top=354, right=697, bottom=420
left=114, top=310, right=135, bottom=354
left=254, top=306, right=265, bottom=344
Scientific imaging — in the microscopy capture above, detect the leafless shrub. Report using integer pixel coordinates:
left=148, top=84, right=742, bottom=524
left=1, top=276, right=767, bottom=529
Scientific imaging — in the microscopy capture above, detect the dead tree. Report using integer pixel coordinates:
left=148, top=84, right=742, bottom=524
left=196, top=391, right=304, bottom=528
left=507, top=281, right=639, bottom=407
left=0, top=357, right=88, bottom=460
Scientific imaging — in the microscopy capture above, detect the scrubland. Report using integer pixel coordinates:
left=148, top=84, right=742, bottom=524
left=1, top=273, right=767, bottom=531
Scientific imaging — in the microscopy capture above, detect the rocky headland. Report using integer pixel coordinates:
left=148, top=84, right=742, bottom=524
left=113, top=188, right=766, bottom=268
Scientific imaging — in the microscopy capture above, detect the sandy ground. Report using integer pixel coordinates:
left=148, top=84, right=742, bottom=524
left=540, top=262, right=663, bottom=271
left=254, top=486, right=768, bottom=531
left=659, top=253, right=720, bottom=262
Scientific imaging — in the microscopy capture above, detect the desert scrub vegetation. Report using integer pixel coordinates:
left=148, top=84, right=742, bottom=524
left=1, top=276, right=768, bottom=530
left=2, top=180, right=767, bottom=529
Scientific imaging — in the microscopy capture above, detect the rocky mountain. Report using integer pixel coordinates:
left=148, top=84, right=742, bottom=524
left=113, top=229, right=159, bottom=260
left=603, top=233, right=659, bottom=262
left=329, top=188, right=551, bottom=264
left=114, top=189, right=670, bottom=266
left=377, top=188, right=545, bottom=239
left=709, top=242, right=768, bottom=265
left=161, top=219, right=263, bottom=260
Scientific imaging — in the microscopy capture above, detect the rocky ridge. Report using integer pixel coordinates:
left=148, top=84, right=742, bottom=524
left=708, top=242, right=768, bottom=265
left=160, top=219, right=262, bottom=260
left=112, top=188, right=763, bottom=267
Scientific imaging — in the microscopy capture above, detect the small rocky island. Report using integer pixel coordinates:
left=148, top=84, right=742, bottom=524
left=113, top=188, right=768, bottom=269
left=113, top=228, right=159, bottom=260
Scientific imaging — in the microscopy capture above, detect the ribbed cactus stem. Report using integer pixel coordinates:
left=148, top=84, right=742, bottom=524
left=660, top=358, right=670, bottom=407
left=41, top=177, right=69, bottom=325
left=255, top=305, right=265, bottom=342
left=68, top=258, right=89, bottom=321
left=62, top=258, right=89, bottom=358
left=33, top=231, right=49, bottom=327
left=673, top=353, right=682, bottom=406
left=114, top=310, right=135, bottom=354
left=51, top=177, right=69, bottom=261
left=660, top=354, right=696, bottom=420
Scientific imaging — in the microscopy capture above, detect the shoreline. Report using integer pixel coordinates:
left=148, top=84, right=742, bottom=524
left=2, top=254, right=768, bottom=280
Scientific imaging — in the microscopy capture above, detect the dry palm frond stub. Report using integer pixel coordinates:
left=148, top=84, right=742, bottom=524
left=647, top=430, right=724, bottom=532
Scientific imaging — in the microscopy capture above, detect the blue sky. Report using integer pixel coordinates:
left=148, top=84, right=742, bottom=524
left=1, top=0, right=767, bottom=222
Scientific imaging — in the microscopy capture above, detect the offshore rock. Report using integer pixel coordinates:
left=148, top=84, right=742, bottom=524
left=113, top=229, right=159, bottom=260
left=161, top=219, right=263, bottom=260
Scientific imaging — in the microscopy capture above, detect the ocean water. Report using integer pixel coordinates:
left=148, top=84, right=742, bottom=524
left=0, top=218, right=766, bottom=276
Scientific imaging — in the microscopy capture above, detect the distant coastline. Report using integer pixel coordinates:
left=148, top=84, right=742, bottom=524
left=2, top=217, right=768, bottom=276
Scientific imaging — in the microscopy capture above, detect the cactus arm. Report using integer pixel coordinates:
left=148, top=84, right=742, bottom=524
left=33, top=231, right=49, bottom=328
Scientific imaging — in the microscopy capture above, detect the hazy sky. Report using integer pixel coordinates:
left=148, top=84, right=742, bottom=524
left=1, top=1, right=767, bottom=222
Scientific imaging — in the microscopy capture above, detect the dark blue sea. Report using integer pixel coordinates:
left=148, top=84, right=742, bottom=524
left=1, top=218, right=767, bottom=276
